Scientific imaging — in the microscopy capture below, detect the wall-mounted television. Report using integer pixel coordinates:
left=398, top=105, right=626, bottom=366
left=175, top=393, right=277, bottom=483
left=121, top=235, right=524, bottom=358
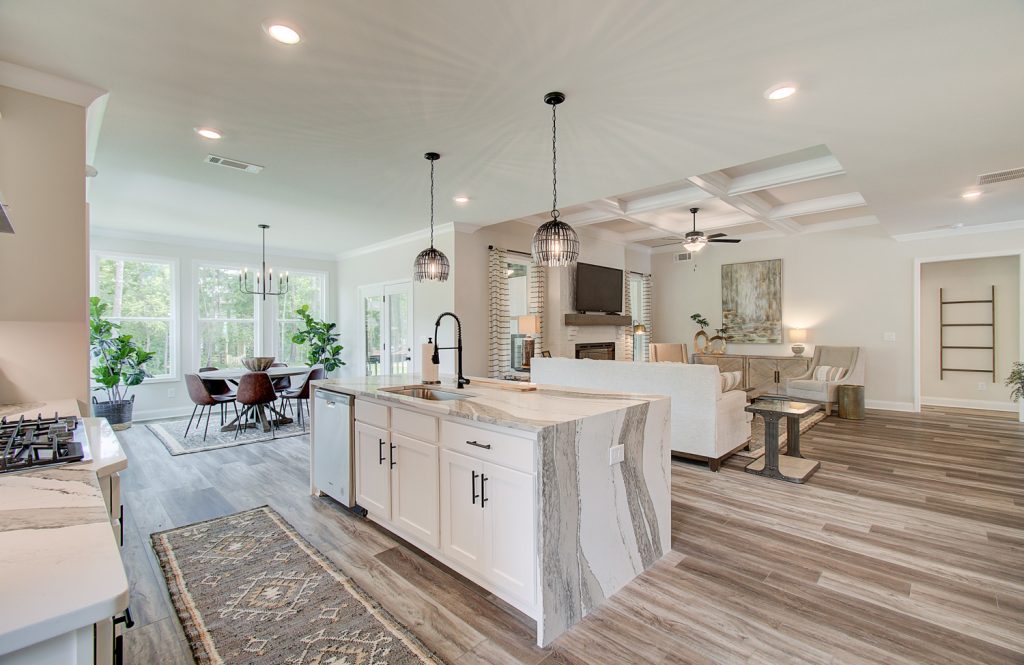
left=575, top=262, right=623, bottom=313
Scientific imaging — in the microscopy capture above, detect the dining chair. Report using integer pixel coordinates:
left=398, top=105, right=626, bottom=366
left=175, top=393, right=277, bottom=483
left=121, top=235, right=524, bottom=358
left=199, top=366, right=237, bottom=425
left=184, top=373, right=238, bottom=441
left=235, top=372, right=280, bottom=440
left=280, top=365, right=326, bottom=431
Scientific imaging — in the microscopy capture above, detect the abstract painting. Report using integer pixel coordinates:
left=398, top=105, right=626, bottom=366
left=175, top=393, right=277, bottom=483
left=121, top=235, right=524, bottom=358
left=721, top=259, right=782, bottom=343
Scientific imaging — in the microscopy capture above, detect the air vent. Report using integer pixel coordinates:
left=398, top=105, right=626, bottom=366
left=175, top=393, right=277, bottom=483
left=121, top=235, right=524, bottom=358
left=674, top=252, right=692, bottom=262
left=205, top=154, right=263, bottom=174
left=977, top=167, right=1024, bottom=186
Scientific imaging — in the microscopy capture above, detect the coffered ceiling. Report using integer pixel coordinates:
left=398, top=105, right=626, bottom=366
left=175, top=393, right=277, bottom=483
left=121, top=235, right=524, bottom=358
left=1, top=1, right=1021, bottom=254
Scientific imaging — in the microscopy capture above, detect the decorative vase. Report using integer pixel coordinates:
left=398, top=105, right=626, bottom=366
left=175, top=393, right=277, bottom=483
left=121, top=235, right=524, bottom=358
left=693, top=330, right=709, bottom=354
left=242, top=356, right=276, bottom=371
left=791, top=344, right=806, bottom=356
left=708, top=335, right=727, bottom=355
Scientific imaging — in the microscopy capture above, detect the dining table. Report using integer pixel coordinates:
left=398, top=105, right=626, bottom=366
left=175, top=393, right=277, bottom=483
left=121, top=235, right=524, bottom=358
left=198, top=366, right=312, bottom=433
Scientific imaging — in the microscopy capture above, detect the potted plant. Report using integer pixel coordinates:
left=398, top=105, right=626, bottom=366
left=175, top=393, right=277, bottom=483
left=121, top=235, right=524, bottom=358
left=690, top=313, right=710, bottom=353
left=291, top=304, right=346, bottom=373
left=89, top=296, right=155, bottom=429
left=1007, top=361, right=1024, bottom=402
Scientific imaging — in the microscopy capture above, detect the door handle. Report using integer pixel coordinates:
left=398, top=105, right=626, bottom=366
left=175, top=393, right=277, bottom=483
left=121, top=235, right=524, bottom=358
left=378, top=439, right=385, bottom=465
left=471, top=470, right=480, bottom=505
left=466, top=440, right=492, bottom=450
left=480, top=473, right=488, bottom=508
left=390, top=443, right=396, bottom=468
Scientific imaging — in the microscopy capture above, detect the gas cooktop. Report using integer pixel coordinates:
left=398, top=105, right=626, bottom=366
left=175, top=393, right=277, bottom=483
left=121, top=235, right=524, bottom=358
left=0, top=413, right=89, bottom=475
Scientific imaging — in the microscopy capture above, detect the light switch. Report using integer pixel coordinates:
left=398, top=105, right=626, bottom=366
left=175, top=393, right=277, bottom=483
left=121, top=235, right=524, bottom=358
left=883, top=332, right=896, bottom=343
left=609, top=445, right=625, bottom=465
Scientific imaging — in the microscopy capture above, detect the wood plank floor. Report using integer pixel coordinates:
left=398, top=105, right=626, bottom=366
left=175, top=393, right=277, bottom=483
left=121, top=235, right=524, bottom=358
left=118, top=407, right=1024, bottom=664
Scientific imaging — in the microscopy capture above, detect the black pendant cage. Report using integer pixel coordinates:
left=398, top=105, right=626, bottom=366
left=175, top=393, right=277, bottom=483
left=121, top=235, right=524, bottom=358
left=414, top=246, right=450, bottom=282
left=531, top=218, right=580, bottom=267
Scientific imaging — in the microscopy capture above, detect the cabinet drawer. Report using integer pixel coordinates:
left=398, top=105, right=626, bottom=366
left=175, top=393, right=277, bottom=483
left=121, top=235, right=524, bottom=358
left=355, top=399, right=389, bottom=429
left=391, top=407, right=438, bottom=443
left=440, top=420, right=535, bottom=473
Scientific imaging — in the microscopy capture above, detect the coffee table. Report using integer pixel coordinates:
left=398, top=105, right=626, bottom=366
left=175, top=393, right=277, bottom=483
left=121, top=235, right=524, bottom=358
left=744, top=399, right=821, bottom=483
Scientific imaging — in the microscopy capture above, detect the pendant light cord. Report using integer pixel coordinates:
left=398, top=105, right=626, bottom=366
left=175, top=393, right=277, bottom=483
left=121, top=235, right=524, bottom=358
left=429, top=157, right=436, bottom=248
left=551, top=102, right=559, bottom=219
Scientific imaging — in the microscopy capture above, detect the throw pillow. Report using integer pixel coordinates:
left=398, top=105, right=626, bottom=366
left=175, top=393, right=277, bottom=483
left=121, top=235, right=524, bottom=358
left=813, top=365, right=847, bottom=382
left=720, top=370, right=743, bottom=392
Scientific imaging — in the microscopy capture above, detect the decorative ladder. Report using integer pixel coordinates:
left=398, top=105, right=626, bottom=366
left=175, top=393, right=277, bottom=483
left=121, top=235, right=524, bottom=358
left=939, top=285, right=995, bottom=382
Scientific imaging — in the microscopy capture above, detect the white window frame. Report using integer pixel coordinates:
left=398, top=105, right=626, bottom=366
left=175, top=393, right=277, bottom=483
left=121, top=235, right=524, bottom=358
left=192, top=260, right=261, bottom=370
left=273, top=269, right=330, bottom=364
left=89, top=250, right=179, bottom=383
left=358, top=279, right=415, bottom=377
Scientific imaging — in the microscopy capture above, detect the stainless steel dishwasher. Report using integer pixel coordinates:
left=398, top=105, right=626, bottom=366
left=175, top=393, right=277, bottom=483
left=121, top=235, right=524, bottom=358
left=312, top=389, right=355, bottom=508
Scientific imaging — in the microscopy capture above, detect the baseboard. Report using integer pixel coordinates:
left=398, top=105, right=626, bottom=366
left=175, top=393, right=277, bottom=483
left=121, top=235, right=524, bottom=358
left=865, top=400, right=916, bottom=412
left=920, top=396, right=1018, bottom=413
left=130, top=406, right=194, bottom=422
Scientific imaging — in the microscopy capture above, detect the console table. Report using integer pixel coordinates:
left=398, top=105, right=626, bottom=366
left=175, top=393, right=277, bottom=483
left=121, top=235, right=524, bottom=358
left=694, top=353, right=810, bottom=395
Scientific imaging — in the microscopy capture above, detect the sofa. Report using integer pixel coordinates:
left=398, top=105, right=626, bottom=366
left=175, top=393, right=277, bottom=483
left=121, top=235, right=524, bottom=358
left=530, top=358, right=751, bottom=471
left=784, top=345, right=865, bottom=415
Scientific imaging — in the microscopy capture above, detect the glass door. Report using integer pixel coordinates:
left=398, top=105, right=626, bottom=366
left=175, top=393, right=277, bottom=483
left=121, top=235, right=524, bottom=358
left=362, top=288, right=384, bottom=376
left=360, top=281, right=413, bottom=376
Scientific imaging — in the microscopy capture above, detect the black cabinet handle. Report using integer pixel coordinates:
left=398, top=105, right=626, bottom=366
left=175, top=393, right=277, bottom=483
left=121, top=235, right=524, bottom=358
left=113, top=606, right=134, bottom=629
left=471, top=470, right=479, bottom=504
left=480, top=474, right=488, bottom=507
left=466, top=440, right=492, bottom=450
left=119, top=503, right=124, bottom=548
left=378, top=439, right=385, bottom=465
left=390, top=443, right=397, bottom=468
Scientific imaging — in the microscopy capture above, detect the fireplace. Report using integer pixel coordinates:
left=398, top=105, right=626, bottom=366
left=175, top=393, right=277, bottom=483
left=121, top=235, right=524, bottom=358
left=575, top=342, right=615, bottom=360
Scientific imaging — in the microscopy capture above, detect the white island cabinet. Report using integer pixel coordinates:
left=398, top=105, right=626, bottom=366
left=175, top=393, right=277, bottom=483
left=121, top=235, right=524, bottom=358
left=310, top=376, right=671, bottom=647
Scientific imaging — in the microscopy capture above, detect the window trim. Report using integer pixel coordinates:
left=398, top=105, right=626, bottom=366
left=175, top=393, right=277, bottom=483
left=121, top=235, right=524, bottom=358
left=89, top=250, right=180, bottom=382
left=192, top=260, right=261, bottom=371
left=273, top=268, right=330, bottom=365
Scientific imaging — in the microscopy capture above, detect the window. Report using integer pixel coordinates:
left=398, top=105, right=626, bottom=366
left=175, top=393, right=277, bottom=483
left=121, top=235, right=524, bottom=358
left=360, top=282, right=413, bottom=376
left=508, top=260, right=530, bottom=371
left=91, top=253, right=177, bottom=379
left=628, top=273, right=646, bottom=361
left=196, top=264, right=257, bottom=369
left=276, top=271, right=328, bottom=365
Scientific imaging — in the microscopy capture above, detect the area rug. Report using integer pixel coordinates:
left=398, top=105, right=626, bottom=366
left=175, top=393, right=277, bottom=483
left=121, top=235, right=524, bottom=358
left=732, top=410, right=828, bottom=463
left=151, top=506, right=445, bottom=665
left=147, top=415, right=307, bottom=455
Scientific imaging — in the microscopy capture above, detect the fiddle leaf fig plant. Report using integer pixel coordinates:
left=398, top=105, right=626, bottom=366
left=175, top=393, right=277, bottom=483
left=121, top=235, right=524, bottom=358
left=89, top=296, right=155, bottom=403
left=1007, top=361, right=1024, bottom=402
left=291, top=304, right=346, bottom=373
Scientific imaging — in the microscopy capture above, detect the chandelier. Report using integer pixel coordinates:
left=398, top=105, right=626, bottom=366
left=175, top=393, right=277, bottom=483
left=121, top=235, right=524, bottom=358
left=239, top=224, right=289, bottom=300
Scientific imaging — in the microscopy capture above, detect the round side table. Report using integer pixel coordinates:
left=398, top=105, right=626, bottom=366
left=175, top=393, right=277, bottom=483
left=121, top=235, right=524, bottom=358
left=837, top=384, right=865, bottom=420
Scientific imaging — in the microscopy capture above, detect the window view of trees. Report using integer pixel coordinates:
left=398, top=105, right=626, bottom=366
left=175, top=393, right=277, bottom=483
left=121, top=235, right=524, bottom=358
left=94, top=255, right=175, bottom=378
left=508, top=261, right=529, bottom=371
left=197, top=265, right=256, bottom=368
left=276, top=272, right=326, bottom=365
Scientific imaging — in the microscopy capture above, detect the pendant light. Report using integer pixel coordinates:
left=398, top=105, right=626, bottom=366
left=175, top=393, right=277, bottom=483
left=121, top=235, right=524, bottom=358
left=239, top=224, right=289, bottom=300
left=531, top=91, right=579, bottom=267
left=414, top=152, right=450, bottom=282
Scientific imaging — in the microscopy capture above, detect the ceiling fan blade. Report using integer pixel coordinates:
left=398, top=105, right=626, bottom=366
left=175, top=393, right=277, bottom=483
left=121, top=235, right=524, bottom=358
left=709, top=238, right=741, bottom=243
left=706, top=233, right=727, bottom=239
left=652, top=240, right=683, bottom=248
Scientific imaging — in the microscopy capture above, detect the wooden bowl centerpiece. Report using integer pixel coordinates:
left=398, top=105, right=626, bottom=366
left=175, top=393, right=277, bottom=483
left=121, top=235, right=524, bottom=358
left=241, top=356, right=275, bottom=372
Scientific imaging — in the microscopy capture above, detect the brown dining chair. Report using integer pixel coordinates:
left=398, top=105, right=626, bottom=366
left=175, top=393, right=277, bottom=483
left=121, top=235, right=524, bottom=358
left=185, top=373, right=237, bottom=441
left=280, top=365, right=325, bottom=431
left=235, top=372, right=280, bottom=439
left=270, top=362, right=292, bottom=394
left=199, top=366, right=237, bottom=426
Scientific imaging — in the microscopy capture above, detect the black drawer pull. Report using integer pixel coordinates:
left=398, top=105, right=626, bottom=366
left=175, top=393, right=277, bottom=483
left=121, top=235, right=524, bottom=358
left=390, top=443, right=397, bottom=468
left=466, top=440, right=492, bottom=450
left=378, top=439, right=386, bottom=464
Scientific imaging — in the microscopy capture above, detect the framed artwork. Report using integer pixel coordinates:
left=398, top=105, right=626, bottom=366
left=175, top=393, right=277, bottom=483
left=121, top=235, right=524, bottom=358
left=721, top=259, right=782, bottom=343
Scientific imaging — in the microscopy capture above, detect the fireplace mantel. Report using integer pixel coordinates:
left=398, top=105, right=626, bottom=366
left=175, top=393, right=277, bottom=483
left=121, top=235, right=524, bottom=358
left=564, top=313, right=632, bottom=326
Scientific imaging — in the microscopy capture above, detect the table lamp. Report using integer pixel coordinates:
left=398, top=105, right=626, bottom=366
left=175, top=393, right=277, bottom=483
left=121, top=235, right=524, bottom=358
left=518, top=315, right=540, bottom=368
left=789, top=328, right=808, bottom=356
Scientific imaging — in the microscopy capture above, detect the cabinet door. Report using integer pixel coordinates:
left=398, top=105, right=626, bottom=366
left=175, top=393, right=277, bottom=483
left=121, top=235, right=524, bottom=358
left=355, top=422, right=391, bottom=519
left=746, top=357, right=778, bottom=392
left=778, top=357, right=811, bottom=383
left=391, top=433, right=440, bottom=548
left=481, top=462, right=536, bottom=605
left=440, top=449, right=485, bottom=573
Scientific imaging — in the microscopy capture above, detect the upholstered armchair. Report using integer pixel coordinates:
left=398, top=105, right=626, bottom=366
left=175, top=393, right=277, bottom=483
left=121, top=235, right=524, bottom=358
left=784, top=346, right=865, bottom=415
left=649, top=343, right=689, bottom=363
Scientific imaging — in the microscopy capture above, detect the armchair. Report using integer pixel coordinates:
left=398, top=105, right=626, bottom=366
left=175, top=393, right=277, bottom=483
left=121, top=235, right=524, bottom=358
left=649, top=343, right=689, bottom=363
left=784, top=346, right=865, bottom=416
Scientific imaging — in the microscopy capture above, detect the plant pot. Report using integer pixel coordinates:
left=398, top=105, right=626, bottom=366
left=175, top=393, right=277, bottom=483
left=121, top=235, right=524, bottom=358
left=92, top=394, right=135, bottom=430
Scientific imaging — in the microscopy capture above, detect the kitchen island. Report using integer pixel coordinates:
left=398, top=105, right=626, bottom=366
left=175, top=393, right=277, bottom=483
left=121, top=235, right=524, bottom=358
left=310, top=375, right=670, bottom=646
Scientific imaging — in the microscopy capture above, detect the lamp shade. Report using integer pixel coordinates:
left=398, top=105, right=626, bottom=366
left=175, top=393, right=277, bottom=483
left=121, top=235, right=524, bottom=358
left=633, top=322, right=648, bottom=335
left=788, top=328, right=808, bottom=343
left=518, top=314, right=540, bottom=335
left=414, top=246, right=450, bottom=282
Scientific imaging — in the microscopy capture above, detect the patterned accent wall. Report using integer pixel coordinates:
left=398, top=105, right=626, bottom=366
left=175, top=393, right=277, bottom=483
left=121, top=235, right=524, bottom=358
left=488, top=247, right=510, bottom=377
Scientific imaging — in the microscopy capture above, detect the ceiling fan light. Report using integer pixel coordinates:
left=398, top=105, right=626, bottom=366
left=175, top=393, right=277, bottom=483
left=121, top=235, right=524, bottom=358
left=414, top=246, right=450, bottom=282
left=682, top=236, right=708, bottom=253
left=532, top=219, right=580, bottom=267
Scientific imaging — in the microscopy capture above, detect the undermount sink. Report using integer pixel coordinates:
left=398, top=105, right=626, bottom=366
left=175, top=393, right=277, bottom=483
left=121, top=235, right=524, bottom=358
left=379, top=385, right=469, bottom=401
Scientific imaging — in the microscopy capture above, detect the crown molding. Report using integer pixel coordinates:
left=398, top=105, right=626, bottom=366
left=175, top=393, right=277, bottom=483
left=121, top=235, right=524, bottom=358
left=336, top=222, right=455, bottom=260
left=90, top=225, right=338, bottom=262
left=892, top=218, right=1024, bottom=242
left=0, top=61, right=106, bottom=107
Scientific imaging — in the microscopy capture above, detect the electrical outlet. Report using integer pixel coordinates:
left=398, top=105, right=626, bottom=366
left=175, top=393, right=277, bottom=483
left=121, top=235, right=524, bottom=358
left=883, top=332, right=896, bottom=343
left=978, top=382, right=987, bottom=392
left=167, top=387, right=176, bottom=398
left=609, top=444, right=625, bottom=465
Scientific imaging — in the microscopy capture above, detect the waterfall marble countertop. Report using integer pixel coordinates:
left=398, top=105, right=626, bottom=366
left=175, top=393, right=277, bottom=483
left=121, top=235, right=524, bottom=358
left=0, top=401, right=129, bottom=657
left=313, top=375, right=669, bottom=433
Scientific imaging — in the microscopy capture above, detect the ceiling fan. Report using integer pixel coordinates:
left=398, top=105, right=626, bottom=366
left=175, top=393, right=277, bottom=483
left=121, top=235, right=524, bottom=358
left=654, top=207, right=741, bottom=251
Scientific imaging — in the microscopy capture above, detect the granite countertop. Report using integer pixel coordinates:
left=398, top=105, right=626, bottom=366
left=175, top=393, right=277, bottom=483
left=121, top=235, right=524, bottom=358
left=313, top=375, right=668, bottom=433
left=0, top=401, right=129, bottom=656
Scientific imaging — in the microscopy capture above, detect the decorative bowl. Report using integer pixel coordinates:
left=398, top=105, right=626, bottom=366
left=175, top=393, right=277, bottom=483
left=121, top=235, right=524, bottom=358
left=241, top=356, right=275, bottom=372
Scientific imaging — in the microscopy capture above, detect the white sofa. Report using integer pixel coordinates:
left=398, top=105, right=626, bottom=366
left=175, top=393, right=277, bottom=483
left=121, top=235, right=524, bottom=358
left=530, top=358, right=751, bottom=471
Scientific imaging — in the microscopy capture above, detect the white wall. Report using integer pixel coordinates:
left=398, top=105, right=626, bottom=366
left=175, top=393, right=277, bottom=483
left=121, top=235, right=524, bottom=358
left=651, top=224, right=1024, bottom=410
left=336, top=230, right=455, bottom=378
left=0, top=85, right=90, bottom=408
left=90, top=233, right=338, bottom=420
left=920, top=255, right=1019, bottom=410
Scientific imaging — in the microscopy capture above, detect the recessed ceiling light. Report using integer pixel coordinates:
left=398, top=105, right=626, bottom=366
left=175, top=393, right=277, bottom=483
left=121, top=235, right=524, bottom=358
left=764, top=83, right=798, bottom=101
left=194, top=127, right=222, bottom=140
left=961, top=190, right=982, bottom=199
left=264, top=23, right=301, bottom=45
left=453, top=196, right=470, bottom=204
left=951, top=222, right=965, bottom=229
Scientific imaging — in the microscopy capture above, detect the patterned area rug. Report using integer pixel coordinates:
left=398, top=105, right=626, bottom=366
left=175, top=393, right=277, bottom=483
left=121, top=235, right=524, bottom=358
left=732, top=410, right=828, bottom=463
left=147, top=415, right=307, bottom=455
left=152, top=506, right=445, bottom=665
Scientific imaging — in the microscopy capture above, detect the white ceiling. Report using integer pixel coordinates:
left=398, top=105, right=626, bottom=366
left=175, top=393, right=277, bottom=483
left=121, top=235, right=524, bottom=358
left=1, top=1, right=1022, bottom=254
